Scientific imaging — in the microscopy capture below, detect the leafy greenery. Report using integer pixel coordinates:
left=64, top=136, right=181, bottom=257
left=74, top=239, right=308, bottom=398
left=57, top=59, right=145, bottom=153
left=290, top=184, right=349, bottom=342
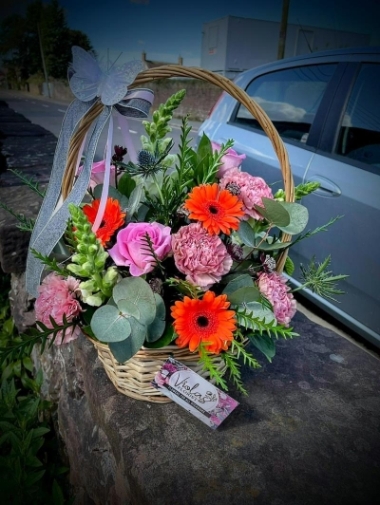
left=0, top=271, right=73, bottom=503
left=295, top=255, right=349, bottom=302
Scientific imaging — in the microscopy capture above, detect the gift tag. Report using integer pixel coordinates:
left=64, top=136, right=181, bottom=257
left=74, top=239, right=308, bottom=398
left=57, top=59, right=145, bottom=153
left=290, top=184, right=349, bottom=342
left=152, top=357, right=239, bottom=429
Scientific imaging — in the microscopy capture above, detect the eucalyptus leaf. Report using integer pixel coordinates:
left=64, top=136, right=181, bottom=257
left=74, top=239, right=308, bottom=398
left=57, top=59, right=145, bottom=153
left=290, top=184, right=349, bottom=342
left=108, top=320, right=145, bottom=363
left=223, top=273, right=254, bottom=295
left=228, top=286, right=261, bottom=306
left=126, top=184, right=144, bottom=216
left=237, top=220, right=256, bottom=247
left=144, top=325, right=176, bottom=348
left=113, top=277, right=156, bottom=325
left=137, top=203, right=149, bottom=221
left=248, top=334, right=276, bottom=362
left=254, top=198, right=290, bottom=227
left=90, top=305, right=131, bottom=342
left=146, top=293, right=166, bottom=342
left=129, top=317, right=148, bottom=345
left=237, top=302, right=276, bottom=330
left=117, top=298, right=141, bottom=320
left=93, top=184, right=129, bottom=210
left=118, top=172, right=136, bottom=198
left=274, top=201, right=309, bottom=234
left=256, top=240, right=292, bottom=252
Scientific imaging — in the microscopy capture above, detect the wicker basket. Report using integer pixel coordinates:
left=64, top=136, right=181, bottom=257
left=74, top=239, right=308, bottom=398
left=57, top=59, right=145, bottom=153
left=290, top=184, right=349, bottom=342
left=92, top=339, right=227, bottom=403
left=64, top=66, right=295, bottom=402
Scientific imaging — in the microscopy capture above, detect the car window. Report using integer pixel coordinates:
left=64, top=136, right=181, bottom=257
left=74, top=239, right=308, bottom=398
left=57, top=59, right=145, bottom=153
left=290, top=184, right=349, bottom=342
left=234, top=64, right=337, bottom=143
left=335, top=63, right=380, bottom=169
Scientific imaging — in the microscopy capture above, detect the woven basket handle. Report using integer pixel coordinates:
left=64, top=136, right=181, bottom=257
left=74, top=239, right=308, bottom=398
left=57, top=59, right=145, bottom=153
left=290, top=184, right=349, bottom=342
left=63, top=65, right=295, bottom=272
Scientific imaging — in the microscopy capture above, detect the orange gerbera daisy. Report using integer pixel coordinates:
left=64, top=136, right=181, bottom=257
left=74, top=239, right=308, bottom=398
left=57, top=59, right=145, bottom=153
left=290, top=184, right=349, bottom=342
left=171, top=291, right=237, bottom=354
left=183, top=183, right=244, bottom=235
left=82, top=197, right=126, bottom=246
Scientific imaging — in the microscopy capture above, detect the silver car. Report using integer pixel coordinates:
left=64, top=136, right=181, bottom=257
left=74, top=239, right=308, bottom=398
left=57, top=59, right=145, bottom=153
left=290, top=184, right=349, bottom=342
left=197, top=46, right=380, bottom=348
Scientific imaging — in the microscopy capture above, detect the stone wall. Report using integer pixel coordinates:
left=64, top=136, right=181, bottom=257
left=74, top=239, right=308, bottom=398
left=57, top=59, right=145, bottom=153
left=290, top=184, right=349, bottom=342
left=20, top=77, right=222, bottom=122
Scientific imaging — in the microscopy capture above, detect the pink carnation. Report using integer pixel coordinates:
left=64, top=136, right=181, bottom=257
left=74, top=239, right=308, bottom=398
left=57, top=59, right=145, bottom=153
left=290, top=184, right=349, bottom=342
left=211, top=141, right=246, bottom=178
left=219, top=167, right=273, bottom=220
left=257, top=271, right=297, bottom=326
left=35, top=273, right=82, bottom=345
left=172, top=222, right=233, bottom=289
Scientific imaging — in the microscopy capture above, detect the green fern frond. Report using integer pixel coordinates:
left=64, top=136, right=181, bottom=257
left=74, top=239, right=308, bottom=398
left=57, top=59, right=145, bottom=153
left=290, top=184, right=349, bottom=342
left=222, top=352, right=248, bottom=395
left=236, top=308, right=298, bottom=339
left=291, top=216, right=342, bottom=246
left=230, top=339, right=261, bottom=369
left=8, top=169, right=45, bottom=198
left=198, top=344, right=229, bottom=391
left=31, top=248, right=68, bottom=277
left=141, top=233, right=166, bottom=275
left=0, top=315, right=77, bottom=365
left=0, top=201, right=35, bottom=232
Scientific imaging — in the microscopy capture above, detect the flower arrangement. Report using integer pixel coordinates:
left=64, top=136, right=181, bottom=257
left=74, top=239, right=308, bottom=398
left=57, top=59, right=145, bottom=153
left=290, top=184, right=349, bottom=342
left=2, top=89, right=346, bottom=396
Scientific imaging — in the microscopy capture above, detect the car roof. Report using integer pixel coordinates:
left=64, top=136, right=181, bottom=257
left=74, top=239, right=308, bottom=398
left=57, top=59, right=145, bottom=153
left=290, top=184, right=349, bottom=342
left=233, top=46, right=380, bottom=84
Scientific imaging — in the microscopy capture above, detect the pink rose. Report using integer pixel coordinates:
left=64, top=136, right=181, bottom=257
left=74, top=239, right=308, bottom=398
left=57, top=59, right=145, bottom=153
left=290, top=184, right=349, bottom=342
left=35, top=273, right=82, bottom=345
left=219, top=167, right=273, bottom=220
left=77, top=159, right=117, bottom=190
left=109, top=222, right=172, bottom=276
left=211, top=141, right=246, bottom=178
left=172, top=222, right=233, bottom=289
left=257, top=271, right=297, bottom=326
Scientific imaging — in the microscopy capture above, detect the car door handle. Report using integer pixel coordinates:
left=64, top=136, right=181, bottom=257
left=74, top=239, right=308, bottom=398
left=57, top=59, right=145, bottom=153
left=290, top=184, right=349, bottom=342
left=306, top=176, right=341, bottom=196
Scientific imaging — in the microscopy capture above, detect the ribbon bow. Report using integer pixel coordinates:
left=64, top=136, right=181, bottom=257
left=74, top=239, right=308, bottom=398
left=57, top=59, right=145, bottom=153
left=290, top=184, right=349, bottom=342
left=26, top=46, right=154, bottom=298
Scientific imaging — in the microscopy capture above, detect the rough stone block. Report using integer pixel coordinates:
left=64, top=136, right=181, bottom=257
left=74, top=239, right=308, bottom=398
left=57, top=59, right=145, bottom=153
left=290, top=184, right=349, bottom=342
left=28, top=311, right=380, bottom=505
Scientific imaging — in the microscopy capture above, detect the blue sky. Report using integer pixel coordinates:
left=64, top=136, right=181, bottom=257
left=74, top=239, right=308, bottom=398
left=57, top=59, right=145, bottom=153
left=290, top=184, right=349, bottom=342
left=54, top=0, right=380, bottom=66
left=3, top=0, right=380, bottom=66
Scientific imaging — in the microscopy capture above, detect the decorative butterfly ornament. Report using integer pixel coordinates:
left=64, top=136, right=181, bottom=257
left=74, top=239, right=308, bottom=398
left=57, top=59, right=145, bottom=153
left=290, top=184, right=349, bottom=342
left=68, top=46, right=145, bottom=106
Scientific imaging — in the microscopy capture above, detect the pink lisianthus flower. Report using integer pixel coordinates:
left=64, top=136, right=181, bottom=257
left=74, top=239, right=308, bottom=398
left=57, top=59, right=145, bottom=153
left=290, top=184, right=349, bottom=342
left=211, top=141, right=246, bottom=178
left=172, top=222, right=233, bottom=289
left=77, top=159, right=117, bottom=190
left=219, top=167, right=273, bottom=220
left=35, top=273, right=82, bottom=345
left=257, top=271, right=297, bottom=326
left=109, top=222, right=172, bottom=276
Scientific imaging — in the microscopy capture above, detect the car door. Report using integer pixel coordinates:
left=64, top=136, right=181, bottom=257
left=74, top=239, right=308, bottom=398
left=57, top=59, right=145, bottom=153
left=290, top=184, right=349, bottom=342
left=298, top=62, right=380, bottom=345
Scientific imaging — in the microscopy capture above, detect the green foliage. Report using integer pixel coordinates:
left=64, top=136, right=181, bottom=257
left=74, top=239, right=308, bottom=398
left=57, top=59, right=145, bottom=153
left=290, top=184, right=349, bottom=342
left=254, top=198, right=309, bottom=235
left=0, top=378, right=71, bottom=504
left=0, top=272, right=72, bottom=504
left=31, top=248, right=68, bottom=277
left=0, top=316, right=78, bottom=368
left=284, top=255, right=295, bottom=276
left=296, top=255, right=349, bottom=302
left=198, top=343, right=229, bottom=391
left=236, top=307, right=298, bottom=339
left=67, top=204, right=118, bottom=306
left=247, top=334, right=276, bottom=363
left=142, top=89, right=186, bottom=145
left=0, top=201, right=35, bottom=232
left=8, top=169, right=45, bottom=198
left=90, top=277, right=166, bottom=362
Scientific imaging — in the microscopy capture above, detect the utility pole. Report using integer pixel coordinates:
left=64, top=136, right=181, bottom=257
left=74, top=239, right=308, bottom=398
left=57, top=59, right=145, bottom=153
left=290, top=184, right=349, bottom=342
left=37, top=23, right=51, bottom=98
left=277, top=0, right=290, bottom=60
